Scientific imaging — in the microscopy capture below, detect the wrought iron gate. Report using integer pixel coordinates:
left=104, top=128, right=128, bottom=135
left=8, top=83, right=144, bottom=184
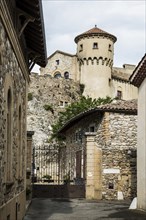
left=32, top=144, right=85, bottom=198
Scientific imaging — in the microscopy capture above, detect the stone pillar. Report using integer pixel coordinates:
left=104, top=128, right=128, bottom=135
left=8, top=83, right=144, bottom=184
left=85, top=132, right=102, bottom=200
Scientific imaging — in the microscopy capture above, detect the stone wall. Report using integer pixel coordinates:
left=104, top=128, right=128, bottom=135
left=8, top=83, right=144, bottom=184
left=62, top=110, right=137, bottom=200
left=27, top=73, right=81, bottom=147
left=0, top=19, right=27, bottom=219
left=64, top=112, right=102, bottom=181
left=95, top=112, right=137, bottom=200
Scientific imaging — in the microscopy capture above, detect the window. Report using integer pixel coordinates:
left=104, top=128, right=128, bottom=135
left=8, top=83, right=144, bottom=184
left=79, top=44, right=83, bottom=52
left=56, top=60, right=59, bottom=65
left=109, top=182, right=114, bottom=189
left=87, top=124, right=95, bottom=132
left=117, top=90, right=122, bottom=99
left=108, top=44, right=112, bottom=51
left=64, top=72, right=69, bottom=79
left=60, top=101, right=64, bottom=107
left=89, top=126, right=95, bottom=132
left=76, top=151, right=82, bottom=178
left=7, top=88, right=12, bottom=181
left=54, top=72, right=61, bottom=78
left=75, top=130, right=82, bottom=143
left=93, top=42, right=98, bottom=49
left=75, top=132, right=79, bottom=142
left=65, top=101, right=68, bottom=106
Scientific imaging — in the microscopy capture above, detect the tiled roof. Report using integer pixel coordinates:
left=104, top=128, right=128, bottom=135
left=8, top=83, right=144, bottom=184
left=82, top=26, right=110, bottom=35
left=74, top=26, right=117, bottom=43
left=59, top=99, right=137, bottom=133
left=130, top=54, right=146, bottom=87
left=97, top=99, right=137, bottom=112
left=48, top=50, right=76, bottom=60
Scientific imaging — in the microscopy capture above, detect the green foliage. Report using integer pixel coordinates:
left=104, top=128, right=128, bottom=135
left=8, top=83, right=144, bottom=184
left=42, top=175, right=52, bottom=180
left=79, top=84, right=85, bottom=94
left=28, top=92, right=33, bottom=101
left=43, top=104, right=54, bottom=113
left=51, top=96, right=113, bottom=140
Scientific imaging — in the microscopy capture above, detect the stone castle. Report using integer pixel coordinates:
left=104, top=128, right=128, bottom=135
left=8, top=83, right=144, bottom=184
left=40, top=25, right=137, bottom=100
left=28, top=26, right=138, bottom=187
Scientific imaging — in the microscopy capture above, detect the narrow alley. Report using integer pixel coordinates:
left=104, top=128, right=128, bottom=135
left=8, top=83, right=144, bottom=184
left=24, top=198, right=146, bottom=220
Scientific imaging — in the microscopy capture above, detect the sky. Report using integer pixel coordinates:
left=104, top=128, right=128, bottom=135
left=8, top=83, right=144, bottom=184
left=32, top=0, right=146, bottom=73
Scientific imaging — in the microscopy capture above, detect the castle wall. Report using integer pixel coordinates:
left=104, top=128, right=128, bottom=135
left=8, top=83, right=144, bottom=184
left=40, top=52, right=78, bottom=81
left=80, top=60, right=112, bottom=98
left=111, top=78, right=138, bottom=100
left=77, top=36, right=114, bottom=99
left=77, top=37, right=114, bottom=61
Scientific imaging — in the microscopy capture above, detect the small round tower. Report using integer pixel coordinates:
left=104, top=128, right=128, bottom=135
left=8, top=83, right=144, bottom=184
left=74, top=25, right=117, bottom=99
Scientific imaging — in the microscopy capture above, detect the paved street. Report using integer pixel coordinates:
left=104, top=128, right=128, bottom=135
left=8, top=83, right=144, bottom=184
left=24, top=198, right=146, bottom=220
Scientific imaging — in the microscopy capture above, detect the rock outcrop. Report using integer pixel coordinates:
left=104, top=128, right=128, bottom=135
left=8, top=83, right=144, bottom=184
left=27, top=73, right=81, bottom=148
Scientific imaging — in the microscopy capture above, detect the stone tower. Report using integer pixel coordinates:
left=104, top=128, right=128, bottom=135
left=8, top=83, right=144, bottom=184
left=75, top=25, right=117, bottom=98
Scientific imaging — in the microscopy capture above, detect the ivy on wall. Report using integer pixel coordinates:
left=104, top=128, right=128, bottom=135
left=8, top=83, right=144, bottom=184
left=51, top=95, right=113, bottom=140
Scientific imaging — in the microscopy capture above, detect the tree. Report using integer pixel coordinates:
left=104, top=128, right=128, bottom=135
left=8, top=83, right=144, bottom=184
left=51, top=96, right=113, bottom=140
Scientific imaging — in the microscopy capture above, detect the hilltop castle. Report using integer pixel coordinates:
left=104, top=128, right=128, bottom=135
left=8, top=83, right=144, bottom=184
left=40, top=26, right=137, bottom=100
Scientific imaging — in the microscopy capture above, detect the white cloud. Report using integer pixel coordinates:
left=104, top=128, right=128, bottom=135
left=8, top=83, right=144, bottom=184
left=32, top=0, right=146, bottom=72
left=46, top=33, right=76, bottom=55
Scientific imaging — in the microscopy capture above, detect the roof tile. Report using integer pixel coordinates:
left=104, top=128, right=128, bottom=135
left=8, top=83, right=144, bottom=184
left=74, top=26, right=117, bottom=43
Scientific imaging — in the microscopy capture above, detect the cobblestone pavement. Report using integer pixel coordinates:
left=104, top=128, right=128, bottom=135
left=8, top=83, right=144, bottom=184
left=24, top=198, right=146, bottom=220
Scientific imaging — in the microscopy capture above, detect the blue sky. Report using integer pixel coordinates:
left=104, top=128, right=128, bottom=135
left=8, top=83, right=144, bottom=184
left=33, top=0, right=146, bottom=72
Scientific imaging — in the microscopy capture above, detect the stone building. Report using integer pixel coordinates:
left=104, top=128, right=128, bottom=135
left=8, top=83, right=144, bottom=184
left=59, top=100, right=137, bottom=200
left=130, top=54, right=146, bottom=211
left=40, top=26, right=138, bottom=100
left=0, top=0, right=46, bottom=219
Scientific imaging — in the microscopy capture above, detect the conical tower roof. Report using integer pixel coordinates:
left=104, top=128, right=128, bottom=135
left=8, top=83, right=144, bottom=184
left=74, top=25, right=117, bottom=43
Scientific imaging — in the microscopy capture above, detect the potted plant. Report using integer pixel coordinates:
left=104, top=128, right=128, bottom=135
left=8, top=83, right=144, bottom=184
left=42, top=175, right=52, bottom=183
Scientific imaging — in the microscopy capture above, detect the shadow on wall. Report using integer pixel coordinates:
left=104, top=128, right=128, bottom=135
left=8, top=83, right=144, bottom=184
left=126, top=149, right=137, bottom=200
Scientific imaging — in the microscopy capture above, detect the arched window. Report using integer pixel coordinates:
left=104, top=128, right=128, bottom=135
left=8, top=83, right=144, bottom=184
left=64, top=72, right=69, bottom=79
left=54, top=72, right=61, bottom=78
left=7, top=88, right=12, bottom=181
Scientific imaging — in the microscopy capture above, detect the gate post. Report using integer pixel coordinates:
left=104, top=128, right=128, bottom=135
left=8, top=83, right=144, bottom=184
left=85, top=132, right=102, bottom=200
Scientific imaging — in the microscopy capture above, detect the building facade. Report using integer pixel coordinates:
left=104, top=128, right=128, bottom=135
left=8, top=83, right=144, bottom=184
left=40, top=26, right=137, bottom=100
left=59, top=100, right=137, bottom=200
left=0, top=0, right=46, bottom=219
left=130, top=54, right=146, bottom=211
